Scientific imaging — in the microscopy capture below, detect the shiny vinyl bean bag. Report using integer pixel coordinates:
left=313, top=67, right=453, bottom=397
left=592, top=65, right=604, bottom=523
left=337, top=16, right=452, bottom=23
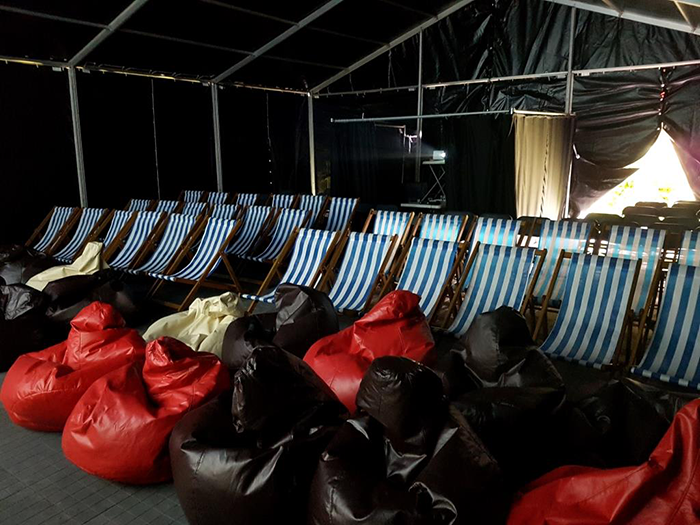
left=62, top=337, right=229, bottom=484
left=304, top=290, right=434, bottom=412
left=1, top=302, right=145, bottom=431
left=170, top=345, right=347, bottom=525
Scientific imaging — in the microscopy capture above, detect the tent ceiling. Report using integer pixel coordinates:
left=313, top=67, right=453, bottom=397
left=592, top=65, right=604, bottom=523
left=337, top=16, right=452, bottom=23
left=0, top=0, right=699, bottom=92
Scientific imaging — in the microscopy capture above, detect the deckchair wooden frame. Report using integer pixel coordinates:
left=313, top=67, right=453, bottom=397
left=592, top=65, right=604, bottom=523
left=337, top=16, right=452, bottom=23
left=26, top=206, right=81, bottom=254
left=51, top=208, right=112, bottom=262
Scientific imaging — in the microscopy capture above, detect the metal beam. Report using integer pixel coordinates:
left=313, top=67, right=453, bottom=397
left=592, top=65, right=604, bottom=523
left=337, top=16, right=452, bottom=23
left=331, top=110, right=512, bottom=124
left=414, top=30, right=424, bottom=183
left=211, top=85, right=224, bottom=191
left=674, top=1, right=697, bottom=29
left=213, top=0, right=345, bottom=84
left=308, top=95, right=317, bottom=195
left=68, top=68, right=88, bottom=207
left=565, top=7, right=577, bottom=114
left=311, top=0, right=477, bottom=94
left=68, top=0, right=151, bottom=66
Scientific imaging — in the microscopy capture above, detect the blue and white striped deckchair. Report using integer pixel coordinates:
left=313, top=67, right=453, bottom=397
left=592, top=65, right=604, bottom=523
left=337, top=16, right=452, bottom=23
left=539, top=254, right=639, bottom=368
left=154, top=200, right=180, bottom=213
left=326, top=232, right=396, bottom=312
left=446, top=244, right=541, bottom=336
left=679, top=230, right=700, bottom=266
left=326, top=197, right=358, bottom=231
left=109, top=211, right=163, bottom=270
left=126, top=199, right=152, bottom=212
left=53, top=208, right=107, bottom=263
left=298, top=195, right=327, bottom=226
left=183, top=190, right=204, bottom=202
left=393, top=238, right=460, bottom=317
left=235, top=193, right=259, bottom=206
left=631, top=263, right=700, bottom=390
left=419, top=213, right=464, bottom=242
left=532, top=220, right=591, bottom=304
left=207, top=192, right=229, bottom=205
left=243, top=208, right=309, bottom=262
left=181, top=202, right=207, bottom=217
left=369, top=210, right=413, bottom=238
left=102, top=211, right=134, bottom=251
left=271, top=194, right=296, bottom=209
left=32, top=206, right=77, bottom=253
left=210, top=204, right=238, bottom=220
left=242, top=228, right=339, bottom=307
left=605, top=225, right=665, bottom=314
left=470, top=217, right=522, bottom=250
left=129, top=214, right=197, bottom=275
left=226, top=206, right=274, bottom=257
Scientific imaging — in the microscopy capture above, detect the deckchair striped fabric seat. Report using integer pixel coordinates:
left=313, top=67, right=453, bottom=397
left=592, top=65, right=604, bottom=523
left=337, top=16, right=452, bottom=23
left=532, top=220, right=591, bottom=304
left=631, top=263, right=700, bottom=389
left=235, top=193, right=259, bottom=206
left=605, top=225, right=665, bottom=314
left=150, top=218, right=237, bottom=282
left=326, top=197, right=357, bottom=231
left=34, top=206, right=75, bottom=253
left=109, top=211, right=162, bottom=270
left=447, top=244, right=539, bottom=336
left=210, top=204, right=238, bottom=220
left=271, top=194, right=296, bottom=208
left=102, top=211, right=134, bottom=250
left=298, top=195, right=326, bottom=225
left=679, top=230, right=700, bottom=266
left=154, top=200, right=180, bottom=213
left=181, top=202, right=207, bottom=217
left=395, top=238, right=459, bottom=316
left=207, top=191, right=229, bottom=204
left=183, top=190, right=204, bottom=202
left=419, top=213, right=464, bottom=242
left=226, top=206, right=273, bottom=257
left=470, top=217, right=522, bottom=249
left=540, top=254, right=638, bottom=368
left=243, top=208, right=308, bottom=262
left=53, top=208, right=106, bottom=262
left=328, top=232, right=394, bottom=312
left=372, top=210, right=412, bottom=237
left=127, top=199, right=152, bottom=212
left=241, top=228, right=337, bottom=304
left=129, top=214, right=197, bottom=275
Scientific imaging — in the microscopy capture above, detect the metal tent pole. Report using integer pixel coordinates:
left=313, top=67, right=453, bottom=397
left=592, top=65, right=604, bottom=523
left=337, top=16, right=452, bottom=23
left=415, top=30, right=424, bottom=183
left=331, top=110, right=512, bottom=124
left=308, top=94, right=317, bottom=195
left=211, top=84, right=224, bottom=191
left=68, top=67, right=88, bottom=207
left=565, top=7, right=577, bottom=114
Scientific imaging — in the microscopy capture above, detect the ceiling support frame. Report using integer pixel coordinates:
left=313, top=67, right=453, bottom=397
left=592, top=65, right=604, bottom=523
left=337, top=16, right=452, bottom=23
left=68, top=67, right=88, bottom=207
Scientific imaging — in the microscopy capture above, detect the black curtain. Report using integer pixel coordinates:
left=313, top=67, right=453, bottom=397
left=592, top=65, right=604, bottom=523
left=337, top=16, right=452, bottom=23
left=0, top=64, right=78, bottom=244
left=267, top=93, right=309, bottom=193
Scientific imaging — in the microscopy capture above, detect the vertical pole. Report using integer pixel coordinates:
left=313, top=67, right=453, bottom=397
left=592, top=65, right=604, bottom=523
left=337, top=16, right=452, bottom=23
left=68, top=67, right=88, bottom=207
left=414, top=29, right=424, bottom=183
left=308, top=93, right=317, bottom=195
left=564, top=7, right=577, bottom=217
left=211, top=84, right=224, bottom=192
left=150, top=79, right=162, bottom=200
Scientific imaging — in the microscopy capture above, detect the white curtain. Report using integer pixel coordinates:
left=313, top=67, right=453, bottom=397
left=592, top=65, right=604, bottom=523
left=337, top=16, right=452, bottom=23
left=514, top=113, right=575, bottom=219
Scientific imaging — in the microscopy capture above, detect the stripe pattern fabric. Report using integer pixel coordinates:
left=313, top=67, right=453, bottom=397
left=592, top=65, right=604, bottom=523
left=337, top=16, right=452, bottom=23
left=419, top=214, right=463, bottom=242
left=236, top=193, right=258, bottom=206
left=34, top=207, right=74, bottom=253
left=298, top=195, right=326, bottom=225
left=533, top=220, right=591, bottom=303
left=470, top=217, right=522, bottom=250
left=207, top=192, right=229, bottom=204
left=679, top=231, right=700, bottom=266
left=226, top=206, right=272, bottom=256
left=271, top=194, right=295, bottom=208
left=152, top=218, right=237, bottom=282
left=540, top=254, right=637, bottom=368
left=183, top=190, right=203, bottom=202
left=127, top=199, right=151, bottom=212
left=245, top=208, right=308, bottom=262
left=328, top=232, right=393, bottom=311
left=631, top=264, right=700, bottom=390
left=181, top=202, right=206, bottom=217
left=53, top=208, right=105, bottom=262
left=326, top=197, right=357, bottom=231
left=210, top=204, right=238, bottom=220
left=372, top=210, right=412, bottom=238
left=102, top=211, right=134, bottom=250
left=242, top=228, right=336, bottom=304
left=396, top=238, right=458, bottom=317
left=605, top=225, right=665, bottom=313
left=448, top=245, right=538, bottom=337
left=130, top=214, right=196, bottom=275
left=154, top=200, right=179, bottom=213
left=109, top=212, right=161, bottom=270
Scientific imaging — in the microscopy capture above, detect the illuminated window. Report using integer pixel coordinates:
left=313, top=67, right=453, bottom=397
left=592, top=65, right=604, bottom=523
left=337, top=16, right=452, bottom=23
left=580, top=130, right=695, bottom=217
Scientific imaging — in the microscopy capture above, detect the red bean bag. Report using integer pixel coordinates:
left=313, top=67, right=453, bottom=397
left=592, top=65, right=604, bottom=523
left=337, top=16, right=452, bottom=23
left=507, top=398, right=700, bottom=525
left=62, top=337, right=229, bottom=484
left=0, top=301, right=145, bottom=431
left=304, top=290, right=434, bottom=412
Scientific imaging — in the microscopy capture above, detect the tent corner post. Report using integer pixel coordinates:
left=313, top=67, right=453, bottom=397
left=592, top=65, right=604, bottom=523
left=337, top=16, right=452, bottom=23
left=565, top=6, right=577, bottom=115
left=414, top=29, right=424, bottom=183
left=68, top=67, right=88, bottom=207
left=211, top=84, right=224, bottom=192
left=308, top=93, right=317, bottom=195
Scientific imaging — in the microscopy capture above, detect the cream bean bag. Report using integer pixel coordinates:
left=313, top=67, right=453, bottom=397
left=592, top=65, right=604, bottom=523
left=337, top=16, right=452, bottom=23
left=26, top=242, right=108, bottom=292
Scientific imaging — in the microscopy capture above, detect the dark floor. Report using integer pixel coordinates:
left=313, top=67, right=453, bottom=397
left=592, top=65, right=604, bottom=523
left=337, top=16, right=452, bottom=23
left=0, top=373, right=188, bottom=525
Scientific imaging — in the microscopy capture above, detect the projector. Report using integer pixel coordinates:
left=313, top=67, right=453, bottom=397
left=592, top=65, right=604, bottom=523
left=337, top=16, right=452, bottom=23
left=433, top=150, right=447, bottom=160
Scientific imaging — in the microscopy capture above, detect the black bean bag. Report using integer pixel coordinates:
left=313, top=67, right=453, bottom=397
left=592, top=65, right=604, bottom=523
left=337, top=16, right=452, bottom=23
left=170, top=345, right=347, bottom=525
left=0, top=244, right=57, bottom=285
left=222, top=283, right=338, bottom=369
left=308, top=356, right=509, bottom=525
